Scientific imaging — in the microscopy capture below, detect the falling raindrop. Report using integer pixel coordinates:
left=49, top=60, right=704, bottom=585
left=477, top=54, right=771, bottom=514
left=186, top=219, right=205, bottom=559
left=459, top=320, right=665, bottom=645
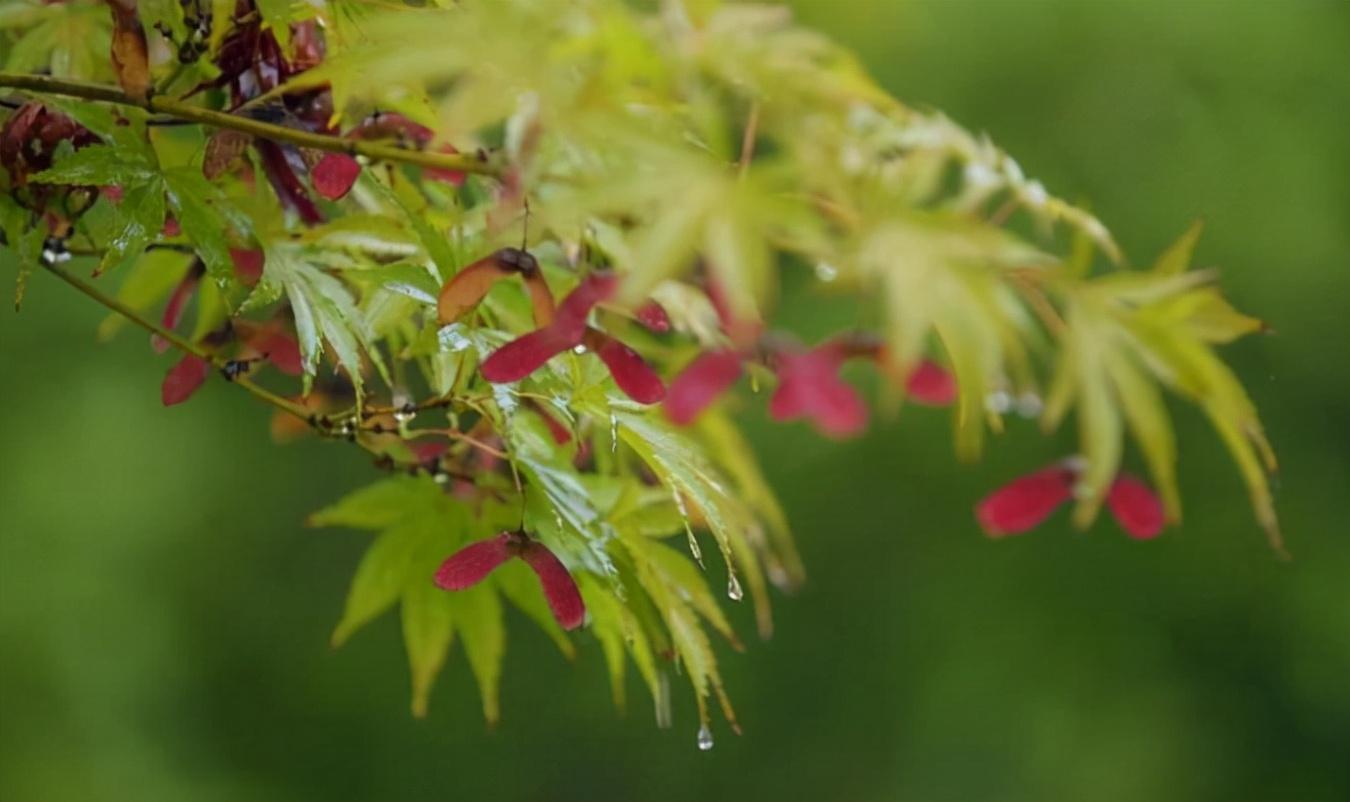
left=727, top=573, right=744, bottom=601
left=696, top=725, right=715, bottom=751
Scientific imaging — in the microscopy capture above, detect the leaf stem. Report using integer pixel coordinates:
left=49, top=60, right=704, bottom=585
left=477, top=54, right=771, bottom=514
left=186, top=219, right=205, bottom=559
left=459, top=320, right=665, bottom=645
left=0, top=72, right=504, bottom=178
left=40, top=259, right=313, bottom=420
left=738, top=101, right=760, bottom=178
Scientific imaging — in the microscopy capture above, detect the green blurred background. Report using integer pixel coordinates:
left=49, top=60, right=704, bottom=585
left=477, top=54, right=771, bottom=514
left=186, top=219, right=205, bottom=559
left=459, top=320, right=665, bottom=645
left=3, top=1, right=1348, bottom=799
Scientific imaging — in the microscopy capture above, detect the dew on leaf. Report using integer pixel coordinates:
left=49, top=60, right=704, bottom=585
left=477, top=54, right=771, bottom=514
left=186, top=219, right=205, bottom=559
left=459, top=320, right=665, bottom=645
left=1023, top=179, right=1049, bottom=207
left=726, top=573, right=744, bottom=602
left=672, top=491, right=704, bottom=568
left=438, top=324, right=474, bottom=354
left=1015, top=391, right=1043, bottom=418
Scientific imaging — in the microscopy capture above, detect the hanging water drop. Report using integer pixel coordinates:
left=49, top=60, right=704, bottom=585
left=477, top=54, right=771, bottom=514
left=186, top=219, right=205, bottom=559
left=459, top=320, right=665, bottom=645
left=727, top=573, right=744, bottom=601
left=673, top=491, right=705, bottom=568
left=686, top=529, right=704, bottom=568
left=985, top=390, right=1013, bottom=414
left=696, top=725, right=715, bottom=751
left=391, top=392, right=414, bottom=425
left=1015, top=391, right=1043, bottom=418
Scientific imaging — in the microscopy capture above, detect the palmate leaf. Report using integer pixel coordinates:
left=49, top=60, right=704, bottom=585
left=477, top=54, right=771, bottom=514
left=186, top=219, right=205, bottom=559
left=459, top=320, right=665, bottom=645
left=445, top=582, right=506, bottom=724
left=1043, top=226, right=1279, bottom=549
left=29, top=142, right=154, bottom=186
left=2, top=0, right=111, bottom=81
left=252, top=241, right=390, bottom=395
left=0, top=0, right=1285, bottom=739
left=605, top=405, right=780, bottom=634
left=100, top=179, right=165, bottom=275
left=621, top=532, right=741, bottom=650
left=694, top=411, right=803, bottom=588
left=312, top=476, right=571, bottom=720
left=400, top=571, right=456, bottom=719
left=855, top=215, right=1050, bottom=458
left=162, top=168, right=245, bottom=285
left=579, top=572, right=663, bottom=716
left=0, top=192, right=43, bottom=308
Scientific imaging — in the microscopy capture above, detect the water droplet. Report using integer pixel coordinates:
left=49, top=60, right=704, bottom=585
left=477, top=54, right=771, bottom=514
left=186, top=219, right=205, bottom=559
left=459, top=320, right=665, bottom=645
left=1015, top=391, right=1043, bottom=419
left=696, top=725, right=715, bottom=751
left=814, top=261, right=839, bottom=282
left=726, top=574, right=744, bottom=601
left=984, top=390, right=1012, bottom=414
left=1023, top=179, right=1048, bottom=208
left=672, top=492, right=705, bottom=568
left=963, top=161, right=999, bottom=190
left=437, top=324, right=472, bottom=353
left=610, top=414, right=619, bottom=456
left=553, top=509, right=565, bottom=533
left=572, top=344, right=588, bottom=355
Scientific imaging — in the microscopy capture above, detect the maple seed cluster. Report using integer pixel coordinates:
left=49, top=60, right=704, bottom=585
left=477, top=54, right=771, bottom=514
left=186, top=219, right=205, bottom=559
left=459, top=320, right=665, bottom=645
left=977, top=460, right=1167, bottom=540
left=435, top=530, right=586, bottom=630
left=438, top=248, right=669, bottom=405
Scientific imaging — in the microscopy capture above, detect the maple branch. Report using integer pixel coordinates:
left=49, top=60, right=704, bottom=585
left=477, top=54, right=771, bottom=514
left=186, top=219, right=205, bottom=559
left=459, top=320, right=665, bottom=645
left=0, top=72, right=504, bottom=178
left=40, top=259, right=314, bottom=421
left=41, top=258, right=507, bottom=488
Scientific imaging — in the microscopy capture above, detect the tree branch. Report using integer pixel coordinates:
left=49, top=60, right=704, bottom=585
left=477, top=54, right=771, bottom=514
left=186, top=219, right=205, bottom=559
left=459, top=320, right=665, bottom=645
left=40, top=259, right=314, bottom=421
left=39, top=258, right=508, bottom=489
left=0, top=72, right=504, bottom=178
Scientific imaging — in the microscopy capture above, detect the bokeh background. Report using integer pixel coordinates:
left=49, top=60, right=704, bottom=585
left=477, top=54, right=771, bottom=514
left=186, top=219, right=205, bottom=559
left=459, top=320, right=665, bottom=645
left=3, top=1, right=1348, bottom=800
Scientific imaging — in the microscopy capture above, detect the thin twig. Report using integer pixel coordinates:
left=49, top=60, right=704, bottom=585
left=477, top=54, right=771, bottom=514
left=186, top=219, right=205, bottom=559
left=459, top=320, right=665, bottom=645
left=41, top=260, right=314, bottom=420
left=1010, top=274, right=1067, bottom=336
left=422, top=427, right=510, bottom=460
left=0, top=72, right=504, bottom=177
left=65, top=241, right=195, bottom=257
